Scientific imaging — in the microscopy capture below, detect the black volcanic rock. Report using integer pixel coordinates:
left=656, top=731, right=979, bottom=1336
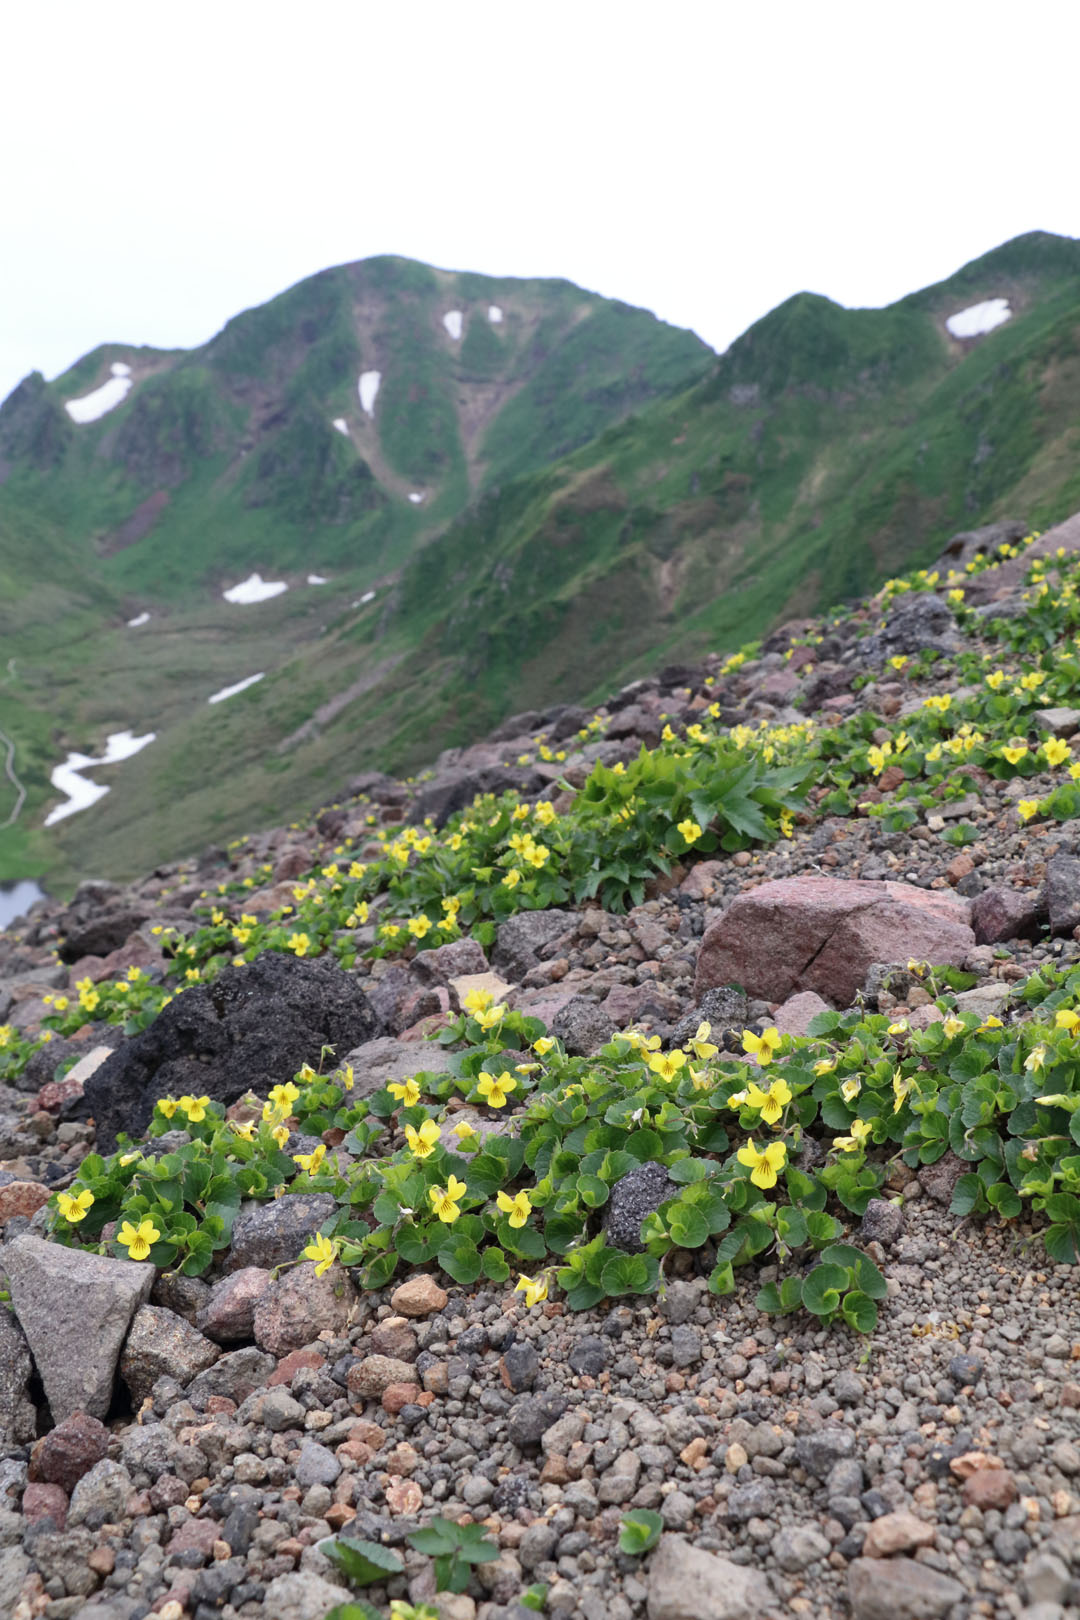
left=73, top=952, right=379, bottom=1150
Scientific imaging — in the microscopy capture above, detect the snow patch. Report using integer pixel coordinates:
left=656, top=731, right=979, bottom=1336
left=222, top=573, right=288, bottom=604
left=488, top=305, right=503, bottom=324
left=443, top=310, right=463, bottom=341
left=307, top=573, right=328, bottom=585
left=127, top=611, right=150, bottom=628
left=359, top=371, right=381, bottom=415
left=946, top=299, right=1011, bottom=339
left=44, top=730, right=156, bottom=827
left=208, top=673, right=264, bottom=705
left=359, top=590, right=376, bottom=604
left=65, top=361, right=133, bottom=424
left=408, top=492, right=424, bottom=504
left=332, top=417, right=350, bottom=436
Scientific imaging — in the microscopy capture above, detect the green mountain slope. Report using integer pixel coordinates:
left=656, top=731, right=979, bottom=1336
left=3, top=232, right=1080, bottom=891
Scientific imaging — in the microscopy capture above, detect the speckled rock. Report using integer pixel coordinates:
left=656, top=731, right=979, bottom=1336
left=120, top=1305, right=221, bottom=1406
left=253, top=1262, right=358, bottom=1357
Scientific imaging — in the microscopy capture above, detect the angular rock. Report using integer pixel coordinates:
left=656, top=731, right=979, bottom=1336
left=551, top=995, right=615, bottom=1056
left=0, top=1181, right=53, bottom=1225
left=294, top=1439, right=341, bottom=1488
left=493, top=909, right=575, bottom=981
left=1034, top=706, right=1080, bottom=737
left=971, top=885, right=1043, bottom=945
left=771, top=990, right=830, bottom=1037
left=75, top=951, right=380, bottom=1150
left=0, top=1303, right=35, bottom=1444
left=4, top=1234, right=154, bottom=1421
left=506, top=1392, right=568, bottom=1448
left=226, top=1192, right=337, bottom=1271
left=197, top=1268, right=273, bottom=1343
left=22, top=1480, right=68, bottom=1528
left=120, top=1305, right=220, bottom=1406
left=863, top=1511, right=936, bottom=1557
left=410, top=764, right=548, bottom=830
left=1047, top=855, right=1080, bottom=936
left=604, top=1162, right=678, bottom=1252
left=186, top=1346, right=275, bottom=1404
left=253, top=1262, right=358, bottom=1357
left=860, top=1198, right=903, bottom=1246
left=30, top=1413, right=109, bottom=1493
left=772, top=1524, right=830, bottom=1571
left=57, top=909, right=148, bottom=965
left=848, top=1555, right=964, bottom=1620
left=261, top=1571, right=351, bottom=1620
left=347, top=1355, right=416, bottom=1400
left=694, top=877, right=973, bottom=1006
left=341, top=1035, right=442, bottom=1098
left=646, top=1532, right=773, bottom=1619
left=67, top=1458, right=133, bottom=1528
left=150, top=1271, right=211, bottom=1325
left=795, top=1426, right=856, bottom=1477
left=390, top=1275, right=448, bottom=1318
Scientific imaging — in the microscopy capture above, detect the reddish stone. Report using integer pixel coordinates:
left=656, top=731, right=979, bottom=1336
left=199, top=1268, right=273, bottom=1344
left=36, top=1075, right=86, bottom=1114
left=771, top=991, right=830, bottom=1038
left=694, top=876, right=974, bottom=1006
left=0, top=1182, right=52, bottom=1223
left=946, top=852, right=975, bottom=884
left=877, top=765, right=907, bottom=794
left=167, top=1518, right=222, bottom=1557
left=21, top=1481, right=68, bottom=1528
left=971, top=886, right=1042, bottom=945
left=325, top=1502, right=357, bottom=1530
left=381, top=1382, right=421, bottom=1415
left=268, top=1349, right=325, bottom=1387
left=962, top=1468, right=1018, bottom=1510
left=30, top=1412, right=109, bottom=1493
left=679, top=860, right=726, bottom=901
left=204, top=1396, right=237, bottom=1416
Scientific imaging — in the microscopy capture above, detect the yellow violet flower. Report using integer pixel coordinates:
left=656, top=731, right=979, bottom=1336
left=303, top=1232, right=338, bottom=1277
left=230, top=1120, right=257, bottom=1141
left=292, top=1144, right=326, bottom=1176
left=388, top=1077, right=421, bottom=1109
left=737, top=1138, right=787, bottom=1189
left=745, top=1077, right=792, bottom=1125
left=892, top=1073, right=911, bottom=1114
left=985, top=670, right=1005, bottom=690
left=533, top=1036, right=557, bottom=1056
left=477, top=1071, right=517, bottom=1108
left=832, top=1118, right=872, bottom=1153
left=515, top=1273, right=548, bottom=1308
left=1001, top=740, right=1029, bottom=765
left=888, top=655, right=908, bottom=671
left=686, top=1021, right=718, bottom=1062
left=474, top=1005, right=507, bottom=1031
left=839, top=1076, right=862, bottom=1104
left=463, top=987, right=494, bottom=1015
left=268, top=1082, right=300, bottom=1113
left=157, top=1097, right=180, bottom=1119
left=271, top=1123, right=290, bottom=1150
left=648, top=1049, right=688, bottom=1083
left=496, top=1189, right=532, bottom=1228
left=742, top=1027, right=781, bottom=1067
left=502, top=869, right=522, bottom=889
left=450, top=1120, right=479, bottom=1148
left=941, top=1014, right=965, bottom=1038
left=117, top=1218, right=161, bottom=1261
left=405, top=1119, right=441, bottom=1158
left=1017, top=800, right=1040, bottom=823
left=179, top=1094, right=210, bottom=1123
left=677, top=819, right=703, bottom=844
left=339, top=1064, right=354, bottom=1090
left=1043, top=737, right=1071, bottom=767
left=813, top=1057, right=836, bottom=1076
left=1024, top=1044, right=1048, bottom=1073
left=1055, top=1009, right=1080, bottom=1032
left=56, top=1189, right=94, bottom=1224
left=429, top=1175, right=467, bottom=1223
left=288, top=932, right=311, bottom=957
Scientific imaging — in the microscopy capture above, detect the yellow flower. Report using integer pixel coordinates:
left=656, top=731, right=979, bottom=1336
left=56, top=1189, right=94, bottom=1224
left=888, top=1019, right=908, bottom=1035
left=463, top=987, right=494, bottom=1015
left=288, top=932, right=311, bottom=957
left=985, top=670, right=1005, bottom=690
left=339, top=1064, right=354, bottom=1090
left=53, top=995, right=69, bottom=1011
left=230, top=1120, right=257, bottom=1141
left=833, top=1118, right=872, bottom=1153
left=450, top=1120, right=479, bottom=1148
left=157, top=1097, right=180, bottom=1119
left=474, top=1004, right=507, bottom=1031
left=867, top=744, right=891, bottom=776
left=502, top=869, right=522, bottom=889
left=661, top=724, right=676, bottom=742
left=408, top=914, right=432, bottom=939
left=1001, top=740, right=1029, bottom=765
left=515, top=1273, right=548, bottom=1308
left=948, top=588, right=965, bottom=603
left=888, top=655, right=908, bottom=671
left=268, top=1082, right=300, bottom=1114
left=303, top=1232, right=339, bottom=1277
left=737, top=1138, right=788, bottom=1189
left=1043, top=737, right=1071, bottom=768
left=686, top=1021, right=718, bottom=1062
left=271, top=1123, right=290, bottom=1150
left=535, top=800, right=557, bottom=826
left=533, top=1036, right=557, bottom=1056
left=1024, top=1043, right=1047, bottom=1073
left=942, top=1014, right=965, bottom=1038
left=477, top=1071, right=517, bottom=1108
left=429, top=1174, right=467, bottom=1223
left=813, top=1057, right=836, bottom=1076
left=1055, top=1008, right=1080, bottom=1032
left=117, top=1218, right=161, bottom=1261
left=978, top=1015, right=1004, bottom=1031
left=892, top=1072, right=911, bottom=1113
left=839, top=1076, right=862, bottom=1104
left=925, top=742, right=943, bottom=763
left=388, top=1077, right=421, bottom=1109
left=677, top=819, right=703, bottom=844
left=648, top=1049, right=688, bottom=1083
left=742, top=1027, right=781, bottom=1067
left=745, top=1077, right=792, bottom=1125
left=405, top=1119, right=441, bottom=1158
left=1020, top=670, right=1046, bottom=691
left=496, top=1189, right=532, bottom=1228
left=1017, top=800, right=1040, bottom=823
left=923, top=693, right=951, bottom=714
left=292, top=1144, right=326, bottom=1176
left=179, top=1094, right=210, bottom=1123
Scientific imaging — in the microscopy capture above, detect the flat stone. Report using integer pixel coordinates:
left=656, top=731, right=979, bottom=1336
left=197, top=1267, right=272, bottom=1343
left=4, top=1233, right=154, bottom=1421
left=493, top=908, right=574, bottom=980
left=772, top=1524, right=830, bottom=1571
left=294, top=1440, right=341, bottom=1488
left=848, top=1555, right=964, bottom=1620
left=0, top=1301, right=35, bottom=1444
left=970, top=886, right=1043, bottom=945
left=1034, top=707, right=1080, bottom=737
left=347, top=1355, right=416, bottom=1400
left=646, top=1532, right=773, bottom=1619
left=186, top=1345, right=275, bottom=1404
left=695, top=876, right=973, bottom=1006
left=340, top=1035, right=444, bottom=1100
left=120, top=1305, right=220, bottom=1406
left=962, top=1467, right=1018, bottom=1509
left=771, top=990, right=830, bottom=1037
left=253, top=1262, right=358, bottom=1357
left=863, top=1511, right=937, bottom=1557
left=261, top=1571, right=352, bottom=1620
left=227, top=1193, right=337, bottom=1271
left=1047, top=856, right=1080, bottom=936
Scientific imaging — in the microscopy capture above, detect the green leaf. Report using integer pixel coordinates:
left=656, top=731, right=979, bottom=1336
left=667, top=1202, right=709, bottom=1249
left=360, top=1250, right=399, bottom=1290
left=707, top=1260, right=735, bottom=1296
left=805, top=1210, right=842, bottom=1247
left=618, top=1509, right=664, bottom=1555
left=841, top=1289, right=878, bottom=1333
left=439, top=1234, right=483, bottom=1285
left=482, top=1247, right=511, bottom=1283
left=800, top=1262, right=849, bottom=1316
left=667, top=1158, right=709, bottom=1184
left=322, top=1535, right=404, bottom=1586
left=600, top=1253, right=657, bottom=1296
left=577, top=1173, right=610, bottom=1209
left=820, top=1242, right=887, bottom=1300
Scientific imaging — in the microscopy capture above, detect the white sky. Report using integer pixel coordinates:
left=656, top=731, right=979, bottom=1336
left=1, top=0, right=1078, bottom=405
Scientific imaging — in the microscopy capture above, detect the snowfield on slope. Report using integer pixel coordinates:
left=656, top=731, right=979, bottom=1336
left=44, top=729, right=155, bottom=826
left=64, top=362, right=133, bottom=423
left=946, top=298, right=1011, bottom=338
left=222, top=574, right=288, bottom=604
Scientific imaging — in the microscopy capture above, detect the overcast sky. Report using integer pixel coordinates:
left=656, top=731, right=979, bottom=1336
left=2, top=1, right=1077, bottom=405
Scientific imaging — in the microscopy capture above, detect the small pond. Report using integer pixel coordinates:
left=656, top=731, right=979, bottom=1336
left=0, top=880, right=46, bottom=930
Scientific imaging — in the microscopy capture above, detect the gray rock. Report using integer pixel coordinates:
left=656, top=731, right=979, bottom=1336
left=795, top=1426, right=856, bottom=1477
left=971, top=886, right=1043, bottom=945
left=646, top=1532, right=772, bottom=1619
left=253, top=1262, right=358, bottom=1357
left=670, top=987, right=750, bottom=1048
left=917, top=1150, right=967, bottom=1205
left=500, top=1340, right=540, bottom=1392
left=860, top=1198, right=903, bottom=1246
left=150, top=1270, right=211, bottom=1325
left=186, top=1345, right=275, bottom=1404
left=0, top=1303, right=35, bottom=1443
left=725, top=1480, right=774, bottom=1522
left=551, top=996, right=615, bottom=1056
left=254, top=1387, right=306, bottom=1432
left=196, top=1266, right=272, bottom=1343
left=670, top=1324, right=702, bottom=1368
left=660, top=1281, right=699, bottom=1324
left=494, top=908, right=575, bottom=980
left=340, top=1034, right=448, bottom=1098
left=857, top=592, right=962, bottom=666
left=772, top=1524, right=830, bottom=1571
left=833, top=1370, right=865, bottom=1405
left=67, top=1458, right=133, bottom=1529
left=947, top=1353, right=983, bottom=1386
left=410, top=764, right=549, bottom=831
left=227, top=1193, right=337, bottom=1271
left=1035, top=707, right=1080, bottom=737
left=568, top=1336, right=608, bottom=1376
left=519, top=1520, right=559, bottom=1569
left=118, top=1421, right=181, bottom=1482
left=120, top=1305, right=220, bottom=1406
left=4, top=1234, right=154, bottom=1421
left=507, top=1393, right=568, bottom=1448
left=847, top=1555, right=965, bottom=1620
left=294, top=1440, right=341, bottom=1488
left=604, top=1162, right=677, bottom=1253
left=1048, top=855, right=1080, bottom=937
left=260, top=1571, right=351, bottom=1620
left=0, top=1545, right=30, bottom=1612
left=26, top=1525, right=96, bottom=1596
left=1022, top=1552, right=1072, bottom=1606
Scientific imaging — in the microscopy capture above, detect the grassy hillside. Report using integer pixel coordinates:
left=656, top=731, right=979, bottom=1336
left=3, top=233, right=1080, bottom=890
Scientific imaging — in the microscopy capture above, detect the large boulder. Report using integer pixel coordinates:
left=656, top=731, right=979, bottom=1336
left=74, top=951, right=380, bottom=1150
left=4, top=1235, right=154, bottom=1421
left=0, top=1305, right=35, bottom=1444
left=409, top=765, right=548, bottom=830
left=646, top=1533, right=772, bottom=1619
left=694, top=877, right=974, bottom=1007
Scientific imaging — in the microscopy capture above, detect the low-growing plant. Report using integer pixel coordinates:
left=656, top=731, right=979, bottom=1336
left=321, top=1536, right=404, bottom=1587
left=406, top=1517, right=499, bottom=1593
left=618, top=1509, right=664, bottom=1555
